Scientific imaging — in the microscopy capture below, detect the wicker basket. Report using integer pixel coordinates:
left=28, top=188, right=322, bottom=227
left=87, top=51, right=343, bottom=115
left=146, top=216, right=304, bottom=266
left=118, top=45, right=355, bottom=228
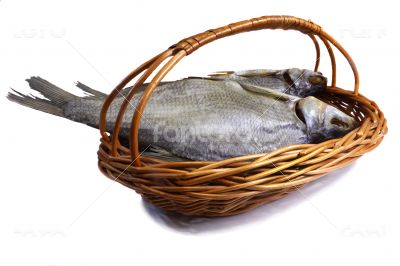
left=97, top=15, right=387, bottom=217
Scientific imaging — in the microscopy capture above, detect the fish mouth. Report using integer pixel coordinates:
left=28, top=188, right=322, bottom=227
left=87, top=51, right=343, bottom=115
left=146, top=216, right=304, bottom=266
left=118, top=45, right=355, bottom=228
left=330, top=117, right=350, bottom=128
left=325, top=104, right=359, bottom=130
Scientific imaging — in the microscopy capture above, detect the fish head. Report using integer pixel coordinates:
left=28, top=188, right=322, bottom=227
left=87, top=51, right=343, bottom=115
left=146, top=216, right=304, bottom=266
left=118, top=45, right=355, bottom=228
left=296, top=96, right=359, bottom=142
left=286, top=68, right=327, bottom=97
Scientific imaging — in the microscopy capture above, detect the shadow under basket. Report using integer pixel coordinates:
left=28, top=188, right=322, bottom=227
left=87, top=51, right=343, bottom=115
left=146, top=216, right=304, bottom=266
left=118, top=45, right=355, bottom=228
left=97, top=15, right=387, bottom=217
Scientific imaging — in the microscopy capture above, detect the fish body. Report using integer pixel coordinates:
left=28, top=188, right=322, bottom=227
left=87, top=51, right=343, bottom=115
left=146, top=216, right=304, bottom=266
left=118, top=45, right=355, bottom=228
left=7, top=68, right=357, bottom=161
left=65, top=78, right=308, bottom=160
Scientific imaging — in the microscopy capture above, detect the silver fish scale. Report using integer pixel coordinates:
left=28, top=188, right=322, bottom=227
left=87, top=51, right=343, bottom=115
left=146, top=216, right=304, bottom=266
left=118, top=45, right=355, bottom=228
left=64, top=78, right=308, bottom=161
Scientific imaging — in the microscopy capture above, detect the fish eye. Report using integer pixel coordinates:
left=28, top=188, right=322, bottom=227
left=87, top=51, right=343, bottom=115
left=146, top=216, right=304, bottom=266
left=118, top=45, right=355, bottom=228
left=308, top=76, right=323, bottom=85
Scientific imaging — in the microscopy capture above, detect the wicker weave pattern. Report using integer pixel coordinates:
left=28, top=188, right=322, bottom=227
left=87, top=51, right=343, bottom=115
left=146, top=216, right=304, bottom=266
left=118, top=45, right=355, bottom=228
left=97, top=15, right=387, bottom=217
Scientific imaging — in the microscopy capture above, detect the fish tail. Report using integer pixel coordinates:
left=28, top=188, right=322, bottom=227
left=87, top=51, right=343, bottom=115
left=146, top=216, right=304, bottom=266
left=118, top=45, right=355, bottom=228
left=26, top=76, right=78, bottom=106
left=7, top=76, right=79, bottom=117
left=7, top=87, right=66, bottom=117
left=7, top=76, right=106, bottom=118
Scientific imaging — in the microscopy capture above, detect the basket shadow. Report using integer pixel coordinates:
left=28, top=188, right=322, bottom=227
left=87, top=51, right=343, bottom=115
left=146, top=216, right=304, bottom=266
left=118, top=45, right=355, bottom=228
left=141, top=162, right=356, bottom=233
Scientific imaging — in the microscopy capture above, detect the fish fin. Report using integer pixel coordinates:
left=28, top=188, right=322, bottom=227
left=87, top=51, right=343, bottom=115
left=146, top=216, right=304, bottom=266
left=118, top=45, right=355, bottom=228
left=75, top=81, right=107, bottom=98
left=207, top=69, right=281, bottom=80
left=142, top=146, right=187, bottom=162
left=25, top=76, right=77, bottom=106
left=238, top=82, right=298, bottom=101
left=7, top=88, right=65, bottom=117
left=187, top=69, right=282, bottom=81
left=232, top=69, right=281, bottom=78
left=6, top=77, right=80, bottom=117
left=207, top=70, right=235, bottom=79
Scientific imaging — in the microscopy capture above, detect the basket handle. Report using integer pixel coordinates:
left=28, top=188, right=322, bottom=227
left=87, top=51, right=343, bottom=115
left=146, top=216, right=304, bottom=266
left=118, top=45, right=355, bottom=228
left=99, top=15, right=359, bottom=166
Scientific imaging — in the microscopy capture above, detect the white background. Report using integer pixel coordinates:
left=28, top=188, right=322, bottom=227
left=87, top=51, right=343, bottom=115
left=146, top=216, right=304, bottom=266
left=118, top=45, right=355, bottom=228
left=0, top=0, right=399, bottom=265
